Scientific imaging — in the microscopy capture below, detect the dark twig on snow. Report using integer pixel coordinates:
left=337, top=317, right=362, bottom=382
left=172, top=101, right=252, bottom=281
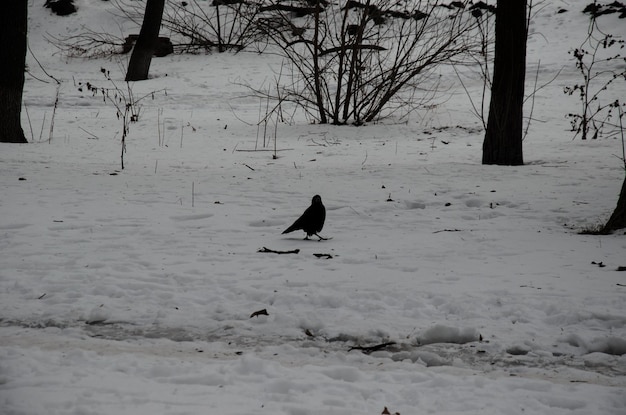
left=85, top=319, right=109, bottom=326
left=432, top=228, right=463, bottom=233
left=258, top=247, right=300, bottom=254
left=250, top=309, right=269, bottom=318
left=349, top=341, right=397, bottom=354
left=313, top=253, right=333, bottom=259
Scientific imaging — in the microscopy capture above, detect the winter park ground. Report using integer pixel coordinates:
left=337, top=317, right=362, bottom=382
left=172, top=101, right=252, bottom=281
left=1, top=1, right=626, bottom=414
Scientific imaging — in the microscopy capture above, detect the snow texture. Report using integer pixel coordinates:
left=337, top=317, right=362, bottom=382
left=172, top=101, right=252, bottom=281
left=1, top=1, right=625, bottom=414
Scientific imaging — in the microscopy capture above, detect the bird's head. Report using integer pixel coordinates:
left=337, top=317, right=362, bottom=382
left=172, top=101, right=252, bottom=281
left=312, top=195, right=322, bottom=204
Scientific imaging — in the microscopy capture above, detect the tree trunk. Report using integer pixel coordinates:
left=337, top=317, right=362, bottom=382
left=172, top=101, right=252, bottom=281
left=601, top=174, right=626, bottom=234
left=0, top=0, right=28, bottom=143
left=125, top=0, right=165, bottom=82
left=312, top=2, right=328, bottom=124
left=482, top=0, right=527, bottom=165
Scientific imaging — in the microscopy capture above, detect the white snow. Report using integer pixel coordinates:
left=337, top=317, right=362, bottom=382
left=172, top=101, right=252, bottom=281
left=1, top=1, right=626, bottom=414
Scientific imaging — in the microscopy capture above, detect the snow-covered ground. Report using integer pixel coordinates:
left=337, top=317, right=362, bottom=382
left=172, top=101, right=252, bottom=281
left=1, top=1, right=625, bottom=414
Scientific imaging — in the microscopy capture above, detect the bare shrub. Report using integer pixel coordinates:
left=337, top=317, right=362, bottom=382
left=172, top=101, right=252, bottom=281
left=80, top=68, right=166, bottom=169
left=253, top=1, right=487, bottom=125
left=564, top=14, right=626, bottom=140
left=47, top=28, right=127, bottom=58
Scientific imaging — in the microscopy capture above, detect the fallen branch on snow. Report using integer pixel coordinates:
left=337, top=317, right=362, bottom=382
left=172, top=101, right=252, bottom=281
left=433, top=228, right=463, bottom=234
left=250, top=309, right=269, bottom=318
left=258, top=247, right=299, bottom=254
left=349, top=341, right=397, bottom=354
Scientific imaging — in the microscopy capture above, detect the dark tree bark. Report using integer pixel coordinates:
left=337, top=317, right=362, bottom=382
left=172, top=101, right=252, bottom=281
left=601, top=174, right=626, bottom=234
left=0, top=0, right=28, bottom=143
left=482, top=0, right=527, bottom=165
left=125, top=0, right=165, bottom=81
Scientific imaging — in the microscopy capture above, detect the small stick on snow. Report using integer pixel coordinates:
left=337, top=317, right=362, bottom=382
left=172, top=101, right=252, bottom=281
left=433, top=229, right=463, bottom=234
left=349, top=342, right=397, bottom=354
left=250, top=309, right=268, bottom=318
left=258, top=247, right=300, bottom=254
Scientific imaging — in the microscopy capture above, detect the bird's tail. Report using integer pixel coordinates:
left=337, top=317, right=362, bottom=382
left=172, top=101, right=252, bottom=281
left=282, top=224, right=297, bottom=234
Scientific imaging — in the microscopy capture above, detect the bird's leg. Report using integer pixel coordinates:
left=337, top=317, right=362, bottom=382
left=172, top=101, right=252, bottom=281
left=304, top=235, right=310, bottom=240
left=315, top=233, right=327, bottom=241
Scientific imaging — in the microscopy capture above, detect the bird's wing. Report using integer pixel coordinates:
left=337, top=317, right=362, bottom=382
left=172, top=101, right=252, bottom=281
left=316, top=206, right=326, bottom=232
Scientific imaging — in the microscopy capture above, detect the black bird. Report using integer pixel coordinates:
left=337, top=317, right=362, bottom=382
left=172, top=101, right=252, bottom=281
left=282, top=195, right=327, bottom=240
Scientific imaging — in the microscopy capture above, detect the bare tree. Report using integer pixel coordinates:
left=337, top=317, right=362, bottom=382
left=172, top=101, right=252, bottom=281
left=125, top=0, right=166, bottom=81
left=482, top=0, right=527, bottom=165
left=0, top=0, right=28, bottom=143
left=601, top=174, right=626, bottom=233
left=562, top=6, right=626, bottom=234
